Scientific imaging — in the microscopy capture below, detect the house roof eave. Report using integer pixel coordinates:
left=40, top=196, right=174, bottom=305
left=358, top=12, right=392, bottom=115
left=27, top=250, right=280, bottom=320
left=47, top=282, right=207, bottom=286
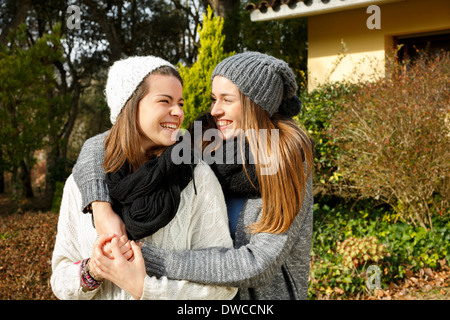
left=247, top=0, right=405, bottom=22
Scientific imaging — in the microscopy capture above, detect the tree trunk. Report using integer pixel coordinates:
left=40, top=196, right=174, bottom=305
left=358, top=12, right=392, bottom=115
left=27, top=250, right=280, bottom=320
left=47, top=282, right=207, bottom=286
left=208, top=0, right=240, bottom=17
left=11, top=166, right=19, bottom=209
left=0, top=0, right=32, bottom=45
left=44, top=85, right=80, bottom=204
left=0, top=170, right=4, bottom=194
left=19, top=159, right=34, bottom=198
left=0, top=149, right=4, bottom=193
left=44, top=146, right=57, bottom=205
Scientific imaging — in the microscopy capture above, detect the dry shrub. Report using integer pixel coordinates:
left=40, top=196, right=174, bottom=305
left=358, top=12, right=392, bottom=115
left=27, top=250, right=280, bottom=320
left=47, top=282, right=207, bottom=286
left=332, top=49, right=450, bottom=230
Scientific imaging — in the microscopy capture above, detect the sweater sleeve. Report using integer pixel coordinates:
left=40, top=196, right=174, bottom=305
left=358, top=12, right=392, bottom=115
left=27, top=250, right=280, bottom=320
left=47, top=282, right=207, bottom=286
left=141, top=174, right=314, bottom=288
left=50, top=175, right=100, bottom=300
left=141, top=274, right=236, bottom=300
left=72, top=131, right=111, bottom=212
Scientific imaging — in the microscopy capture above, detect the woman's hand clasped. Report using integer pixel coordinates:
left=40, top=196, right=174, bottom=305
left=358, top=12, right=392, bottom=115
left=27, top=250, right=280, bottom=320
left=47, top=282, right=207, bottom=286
left=90, top=234, right=146, bottom=300
left=102, top=234, right=134, bottom=260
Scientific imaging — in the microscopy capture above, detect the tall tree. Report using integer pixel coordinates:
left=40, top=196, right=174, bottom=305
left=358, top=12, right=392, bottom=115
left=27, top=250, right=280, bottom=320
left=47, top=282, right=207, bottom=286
left=0, top=0, right=34, bottom=193
left=179, top=6, right=232, bottom=127
left=0, top=23, right=64, bottom=199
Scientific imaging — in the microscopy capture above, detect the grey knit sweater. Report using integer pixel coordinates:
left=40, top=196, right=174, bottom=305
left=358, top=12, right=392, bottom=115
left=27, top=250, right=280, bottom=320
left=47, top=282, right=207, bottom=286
left=72, top=132, right=314, bottom=300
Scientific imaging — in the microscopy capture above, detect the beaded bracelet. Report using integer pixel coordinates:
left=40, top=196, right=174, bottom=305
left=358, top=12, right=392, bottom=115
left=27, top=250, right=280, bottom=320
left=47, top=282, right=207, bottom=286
left=79, top=258, right=103, bottom=292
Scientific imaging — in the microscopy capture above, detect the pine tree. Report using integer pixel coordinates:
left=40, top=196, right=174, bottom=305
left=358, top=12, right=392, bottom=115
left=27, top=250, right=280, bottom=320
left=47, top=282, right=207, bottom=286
left=179, top=6, right=233, bottom=128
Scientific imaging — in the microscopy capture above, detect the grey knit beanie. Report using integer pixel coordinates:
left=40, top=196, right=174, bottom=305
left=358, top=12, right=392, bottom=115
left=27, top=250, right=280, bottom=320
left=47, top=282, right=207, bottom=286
left=211, top=51, right=301, bottom=117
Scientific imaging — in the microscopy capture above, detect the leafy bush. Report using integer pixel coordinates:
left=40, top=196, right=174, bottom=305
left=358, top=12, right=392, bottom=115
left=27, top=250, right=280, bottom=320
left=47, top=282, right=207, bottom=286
left=296, top=83, right=357, bottom=196
left=381, top=216, right=450, bottom=275
left=330, top=50, right=450, bottom=230
left=337, top=236, right=386, bottom=269
left=309, top=200, right=450, bottom=299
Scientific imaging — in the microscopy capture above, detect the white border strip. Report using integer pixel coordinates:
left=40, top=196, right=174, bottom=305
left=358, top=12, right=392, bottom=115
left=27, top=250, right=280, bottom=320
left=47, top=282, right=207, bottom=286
left=249, top=0, right=404, bottom=21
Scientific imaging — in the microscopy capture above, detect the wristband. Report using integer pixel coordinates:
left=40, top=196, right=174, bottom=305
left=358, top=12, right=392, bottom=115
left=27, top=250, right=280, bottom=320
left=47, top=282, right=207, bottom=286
left=80, top=258, right=103, bottom=292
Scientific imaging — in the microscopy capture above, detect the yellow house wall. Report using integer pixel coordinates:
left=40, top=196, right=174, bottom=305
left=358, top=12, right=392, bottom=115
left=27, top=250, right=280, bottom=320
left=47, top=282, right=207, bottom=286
left=307, top=0, right=450, bottom=91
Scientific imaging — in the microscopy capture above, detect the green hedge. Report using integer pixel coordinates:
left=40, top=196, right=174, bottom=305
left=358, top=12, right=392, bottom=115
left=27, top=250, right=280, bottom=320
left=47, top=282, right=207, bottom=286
left=296, top=82, right=357, bottom=197
left=308, top=198, right=450, bottom=299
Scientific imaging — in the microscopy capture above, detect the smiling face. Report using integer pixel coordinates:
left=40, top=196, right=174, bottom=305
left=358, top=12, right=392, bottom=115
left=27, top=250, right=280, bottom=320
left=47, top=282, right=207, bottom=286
left=210, top=76, right=243, bottom=140
left=137, top=74, right=184, bottom=153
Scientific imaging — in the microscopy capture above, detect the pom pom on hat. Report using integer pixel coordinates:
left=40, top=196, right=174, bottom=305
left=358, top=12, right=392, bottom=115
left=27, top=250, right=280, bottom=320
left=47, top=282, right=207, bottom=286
left=279, top=95, right=302, bottom=117
left=106, top=56, right=175, bottom=125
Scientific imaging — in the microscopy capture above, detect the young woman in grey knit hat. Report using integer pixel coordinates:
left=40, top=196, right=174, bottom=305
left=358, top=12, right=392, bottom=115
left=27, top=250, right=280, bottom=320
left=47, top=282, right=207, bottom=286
left=72, top=52, right=314, bottom=300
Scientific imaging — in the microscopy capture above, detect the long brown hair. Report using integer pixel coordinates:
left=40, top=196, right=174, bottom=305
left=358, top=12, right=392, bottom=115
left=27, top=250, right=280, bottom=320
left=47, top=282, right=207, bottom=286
left=240, top=94, right=314, bottom=234
left=201, top=93, right=314, bottom=234
left=103, top=66, right=182, bottom=173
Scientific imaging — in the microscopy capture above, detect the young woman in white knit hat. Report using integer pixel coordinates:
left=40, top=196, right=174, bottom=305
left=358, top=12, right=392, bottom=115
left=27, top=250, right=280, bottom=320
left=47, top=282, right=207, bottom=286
left=71, top=52, right=314, bottom=300
left=50, top=56, right=237, bottom=300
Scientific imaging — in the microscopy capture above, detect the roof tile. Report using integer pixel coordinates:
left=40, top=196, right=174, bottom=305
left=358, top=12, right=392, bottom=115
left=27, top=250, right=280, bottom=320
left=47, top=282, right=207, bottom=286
left=245, top=0, right=300, bottom=11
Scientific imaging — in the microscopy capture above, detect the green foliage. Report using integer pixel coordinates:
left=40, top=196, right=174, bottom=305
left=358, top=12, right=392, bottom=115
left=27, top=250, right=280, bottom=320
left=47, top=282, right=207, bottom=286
left=337, top=236, right=387, bottom=269
left=382, top=217, right=450, bottom=273
left=295, top=83, right=357, bottom=196
left=0, top=23, right=65, bottom=196
left=179, top=6, right=233, bottom=128
left=309, top=200, right=450, bottom=299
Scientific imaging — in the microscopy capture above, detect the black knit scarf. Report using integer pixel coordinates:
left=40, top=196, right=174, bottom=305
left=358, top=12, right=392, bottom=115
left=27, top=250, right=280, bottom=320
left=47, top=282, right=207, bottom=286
left=188, top=113, right=260, bottom=198
left=208, top=138, right=260, bottom=198
left=105, top=139, right=195, bottom=240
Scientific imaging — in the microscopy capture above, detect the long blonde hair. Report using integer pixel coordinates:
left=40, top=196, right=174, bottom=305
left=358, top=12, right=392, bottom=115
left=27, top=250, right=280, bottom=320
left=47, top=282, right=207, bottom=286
left=238, top=94, right=313, bottom=234
left=103, top=66, right=182, bottom=173
left=241, top=93, right=313, bottom=233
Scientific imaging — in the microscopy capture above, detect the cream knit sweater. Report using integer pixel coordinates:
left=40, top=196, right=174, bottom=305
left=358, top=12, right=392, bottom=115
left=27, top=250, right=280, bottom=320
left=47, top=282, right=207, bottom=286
left=51, top=163, right=237, bottom=300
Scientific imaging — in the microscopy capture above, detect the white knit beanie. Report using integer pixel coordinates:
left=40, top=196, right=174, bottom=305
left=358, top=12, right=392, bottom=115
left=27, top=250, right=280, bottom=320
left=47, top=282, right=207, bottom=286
left=106, top=56, right=175, bottom=124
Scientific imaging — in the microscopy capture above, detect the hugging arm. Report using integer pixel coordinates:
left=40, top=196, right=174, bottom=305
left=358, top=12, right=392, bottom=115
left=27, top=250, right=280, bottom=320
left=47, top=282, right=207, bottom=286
left=142, top=175, right=314, bottom=288
left=73, top=132, right=313, bottom=289
left=71, top=135, right=237, bottom=299
left=72, top=132, right=126, bottom=237
left=72, top=132, right=111, bottom=212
